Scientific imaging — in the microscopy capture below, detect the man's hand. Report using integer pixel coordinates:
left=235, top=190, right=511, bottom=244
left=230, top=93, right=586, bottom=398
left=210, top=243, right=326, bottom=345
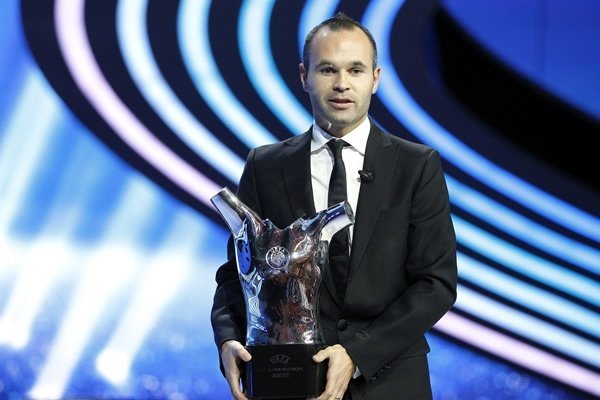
left=220, top=340, right=252, bottom=400
left=313, top=344, right=355, bottom=400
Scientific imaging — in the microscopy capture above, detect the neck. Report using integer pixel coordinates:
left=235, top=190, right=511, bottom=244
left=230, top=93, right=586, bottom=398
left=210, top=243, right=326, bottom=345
left=318, top=118, right=366, bottom=138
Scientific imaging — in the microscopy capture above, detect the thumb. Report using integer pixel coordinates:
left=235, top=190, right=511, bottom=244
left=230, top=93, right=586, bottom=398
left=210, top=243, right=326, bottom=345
left=236, top=346, right=252, bottom=362
left=312, top=349, right=328, bottom=363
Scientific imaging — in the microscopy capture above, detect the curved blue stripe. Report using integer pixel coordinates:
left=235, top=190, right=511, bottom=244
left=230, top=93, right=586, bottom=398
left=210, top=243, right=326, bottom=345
left=447, top=176, right=600, bottom=274
left=238, top=0, right=312, bottom=134
left=297, top=0, right=340, bottom=59
left=116, top=0, right=244, bottom=182
left=363, top=0, right=600, bottom=242
left=178, top=0, right=278, bottom=148
left=454, top=216, right=600, bottom=307
left=458, top=253, right=600, bottom=337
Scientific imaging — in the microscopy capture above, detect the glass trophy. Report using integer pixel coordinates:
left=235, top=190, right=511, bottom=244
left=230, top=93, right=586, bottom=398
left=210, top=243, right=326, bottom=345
left=211, top=187, right=354, bottom=399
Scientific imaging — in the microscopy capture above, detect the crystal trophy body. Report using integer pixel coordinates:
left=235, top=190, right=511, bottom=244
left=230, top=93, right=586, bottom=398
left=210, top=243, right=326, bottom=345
left=211, top=187, right=354, bottom=399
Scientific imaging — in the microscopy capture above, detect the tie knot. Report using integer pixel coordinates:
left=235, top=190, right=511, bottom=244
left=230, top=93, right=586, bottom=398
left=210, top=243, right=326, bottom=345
left=326, top=139, right=348, bottom=157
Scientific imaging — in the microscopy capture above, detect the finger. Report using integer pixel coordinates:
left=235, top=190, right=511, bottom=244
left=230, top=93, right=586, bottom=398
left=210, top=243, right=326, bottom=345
left=314, top=368, right=343, bottom=399
left=324, top=361, right=352, bottom=397
left=314, top=389, right=344, bottom=400
left=225, top=370, right=250, bottom=400
left=222, top=352, right=238, bottom=372
left=314, top=390, right=330, bottom=400
left=220, top=342, right=251, bottom=400
left=319, top=376, right=345, bottom=400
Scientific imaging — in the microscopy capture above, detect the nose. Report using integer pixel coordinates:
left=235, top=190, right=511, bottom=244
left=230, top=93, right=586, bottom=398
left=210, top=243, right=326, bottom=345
left=333, top=71, right=350, bottom=92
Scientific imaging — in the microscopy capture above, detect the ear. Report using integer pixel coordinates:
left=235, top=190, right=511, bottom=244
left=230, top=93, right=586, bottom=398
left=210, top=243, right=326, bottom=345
left=372, top=66, right=382, bottom=94
left=299, top=63, right=308, bottom=91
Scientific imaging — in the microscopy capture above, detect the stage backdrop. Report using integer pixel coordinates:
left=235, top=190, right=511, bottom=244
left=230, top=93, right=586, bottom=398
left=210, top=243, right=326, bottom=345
left=1, top=0, right=598, bottom=399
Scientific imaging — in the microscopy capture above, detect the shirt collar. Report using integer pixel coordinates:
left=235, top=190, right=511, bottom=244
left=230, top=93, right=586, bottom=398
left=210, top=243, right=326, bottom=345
left=310, top=117, right=371, bottom=155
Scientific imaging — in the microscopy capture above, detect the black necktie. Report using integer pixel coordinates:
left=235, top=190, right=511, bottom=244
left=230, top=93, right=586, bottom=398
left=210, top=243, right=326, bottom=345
left=326, top=139, right=350, bottom=304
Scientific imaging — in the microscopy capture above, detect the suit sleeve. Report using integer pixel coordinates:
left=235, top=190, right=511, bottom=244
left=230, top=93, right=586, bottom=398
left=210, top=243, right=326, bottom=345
left=343, top=150, right=457, bottom=381
left=210, top=149, right=263, bottom=352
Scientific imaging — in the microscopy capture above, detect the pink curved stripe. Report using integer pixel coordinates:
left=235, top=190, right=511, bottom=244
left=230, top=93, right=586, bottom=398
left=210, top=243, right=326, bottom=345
left=54, top=0, right=221, bottom=207
left=435, top=311, right=600, bottom=396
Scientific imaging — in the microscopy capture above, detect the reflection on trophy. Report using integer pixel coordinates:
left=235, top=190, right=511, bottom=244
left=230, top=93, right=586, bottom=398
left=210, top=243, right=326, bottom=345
left=211, top=188, right=354, bottom=399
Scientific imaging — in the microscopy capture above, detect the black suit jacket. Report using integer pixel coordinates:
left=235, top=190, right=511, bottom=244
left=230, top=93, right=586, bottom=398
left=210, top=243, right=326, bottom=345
left=211, top=122, right=457, bottom=399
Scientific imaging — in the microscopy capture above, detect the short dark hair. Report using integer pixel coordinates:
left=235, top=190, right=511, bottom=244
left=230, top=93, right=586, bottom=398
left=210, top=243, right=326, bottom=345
left=302, top=12, right=378, bottom=71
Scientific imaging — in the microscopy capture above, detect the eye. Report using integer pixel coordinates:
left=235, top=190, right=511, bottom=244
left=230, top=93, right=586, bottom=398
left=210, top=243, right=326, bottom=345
left=319, top=66, right=335, bottom=75
left=350, top=68, right=364, bottom=75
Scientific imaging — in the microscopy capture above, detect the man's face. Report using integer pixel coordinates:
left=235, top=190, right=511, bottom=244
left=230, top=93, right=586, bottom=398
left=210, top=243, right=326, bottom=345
left=299, top=27, right=381, bottom=137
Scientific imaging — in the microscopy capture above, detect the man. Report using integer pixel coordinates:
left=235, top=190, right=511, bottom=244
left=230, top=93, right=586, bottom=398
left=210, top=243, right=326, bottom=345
left=212, top=13, right=457, bottom=399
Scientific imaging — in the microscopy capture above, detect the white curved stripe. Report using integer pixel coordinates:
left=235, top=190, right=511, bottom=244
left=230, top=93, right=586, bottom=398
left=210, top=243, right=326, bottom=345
left=456, top=285, right=600, bottom=368
left=117, top=0, right=243, bottom=182
left=178, top=0, right=278, bottom=148
left=239, top=0, right=312, bottom=133
left=454, top=216, right=600, bottom=307
left=435, top=312, right=600, bottom=397
left=458, top=253, right=600, bottom=337
left=297, top=0, right=340, bottom=59
left=448, top=176, right=600, bottom=274
left=54, top=0, right=221, bottom=209
left=364, top=0, right=600, bottom=242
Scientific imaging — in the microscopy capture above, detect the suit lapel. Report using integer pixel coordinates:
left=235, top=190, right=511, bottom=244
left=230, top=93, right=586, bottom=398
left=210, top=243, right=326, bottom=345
left=280, top=130, right=316, bottom=221
left=348, top=124, right=395, bottom=284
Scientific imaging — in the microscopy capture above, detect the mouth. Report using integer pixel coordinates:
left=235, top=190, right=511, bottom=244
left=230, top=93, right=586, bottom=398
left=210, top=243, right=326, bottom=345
left=328, top=98, right=353, bottom=109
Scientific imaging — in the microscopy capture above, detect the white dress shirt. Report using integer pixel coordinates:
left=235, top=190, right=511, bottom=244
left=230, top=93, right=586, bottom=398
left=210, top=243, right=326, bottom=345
left=310, top=117, right=370, bottom=244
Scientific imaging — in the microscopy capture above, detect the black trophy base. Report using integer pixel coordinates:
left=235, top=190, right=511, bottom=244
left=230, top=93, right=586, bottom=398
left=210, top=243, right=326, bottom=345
left=245, top=344, right=327, bottom=399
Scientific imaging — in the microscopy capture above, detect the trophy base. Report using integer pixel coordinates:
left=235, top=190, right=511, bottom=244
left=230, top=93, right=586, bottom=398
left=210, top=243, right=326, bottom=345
left=245, top=344, right=327, bottom=399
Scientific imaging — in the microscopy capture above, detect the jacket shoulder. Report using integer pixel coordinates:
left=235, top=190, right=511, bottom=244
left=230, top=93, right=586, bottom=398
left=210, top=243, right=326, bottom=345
left=247, top=132, right=310, bottom=162
left=374, top=124, right=436, bottom=159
